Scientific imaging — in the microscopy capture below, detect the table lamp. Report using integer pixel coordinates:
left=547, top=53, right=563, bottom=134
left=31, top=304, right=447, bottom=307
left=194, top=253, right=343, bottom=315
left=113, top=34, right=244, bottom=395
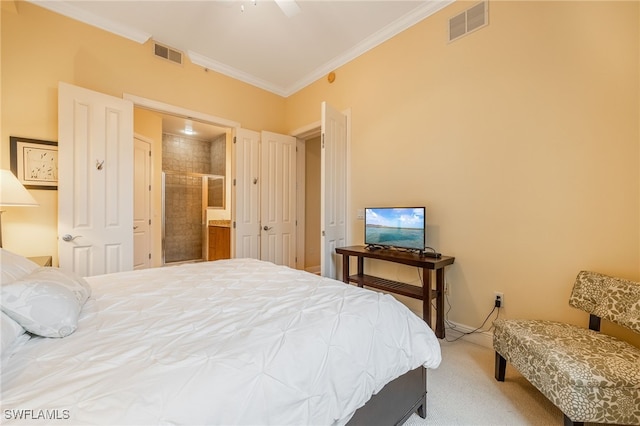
left=0, top=169, right=39, bottom=248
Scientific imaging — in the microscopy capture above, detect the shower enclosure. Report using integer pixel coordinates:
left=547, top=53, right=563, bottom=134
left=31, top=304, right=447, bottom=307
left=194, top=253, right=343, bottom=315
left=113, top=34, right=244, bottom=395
left=162, top=171, right=224, bottom=264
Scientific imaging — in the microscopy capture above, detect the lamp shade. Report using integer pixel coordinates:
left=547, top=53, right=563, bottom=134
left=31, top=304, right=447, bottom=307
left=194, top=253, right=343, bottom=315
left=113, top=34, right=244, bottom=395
left=0, top=169, right=39, bottom=206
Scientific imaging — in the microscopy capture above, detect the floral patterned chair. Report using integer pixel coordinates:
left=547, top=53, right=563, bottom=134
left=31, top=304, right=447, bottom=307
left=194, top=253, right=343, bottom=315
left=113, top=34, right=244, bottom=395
left=493, top=271, right=640, bottom=426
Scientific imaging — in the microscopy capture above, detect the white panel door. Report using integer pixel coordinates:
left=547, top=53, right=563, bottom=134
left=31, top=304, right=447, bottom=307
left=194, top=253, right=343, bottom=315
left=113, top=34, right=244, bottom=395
left=133, top=135, right=152, bottom=270
left=260, top=131, right=296, bottom=268
left=321, top=102, right=348, bottom=279
left=233, top=128, right=261, bottom=259
left=58, top=82, right=133, bottom=276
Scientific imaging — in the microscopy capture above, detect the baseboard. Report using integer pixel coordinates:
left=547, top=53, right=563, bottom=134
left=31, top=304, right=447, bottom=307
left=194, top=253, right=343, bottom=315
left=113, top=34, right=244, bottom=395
left=394, top=295, right=495, bottom=349
left=305, top=265, right=320, bottom=275
left=443, top=320, right=494, bottom=349
left=404, top=307, right=494, bottom=349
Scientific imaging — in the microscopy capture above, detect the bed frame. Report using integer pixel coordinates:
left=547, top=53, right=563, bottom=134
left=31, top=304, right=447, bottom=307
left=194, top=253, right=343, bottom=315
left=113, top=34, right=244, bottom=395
left=347, top=366, right=426, bottom=425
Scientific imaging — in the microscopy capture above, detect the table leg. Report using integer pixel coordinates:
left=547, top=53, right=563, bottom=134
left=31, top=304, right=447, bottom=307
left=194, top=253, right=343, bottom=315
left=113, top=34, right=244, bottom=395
left=423, top=268, right=432, bottom=330
left=356, top=257, right=364, bottom=287
left=435, top=268, right=445, bottom=339
left=341, top=254, right=349, bottom=284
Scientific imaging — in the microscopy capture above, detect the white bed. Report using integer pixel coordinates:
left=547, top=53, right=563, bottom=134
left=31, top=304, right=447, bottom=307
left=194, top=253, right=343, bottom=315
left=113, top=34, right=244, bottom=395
left=0, top=249, right=441, bottom=425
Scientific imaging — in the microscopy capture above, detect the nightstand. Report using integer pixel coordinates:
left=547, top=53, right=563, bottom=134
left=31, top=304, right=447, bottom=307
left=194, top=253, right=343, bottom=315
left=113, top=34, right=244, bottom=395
left=28, top=256, right=53, bottom=267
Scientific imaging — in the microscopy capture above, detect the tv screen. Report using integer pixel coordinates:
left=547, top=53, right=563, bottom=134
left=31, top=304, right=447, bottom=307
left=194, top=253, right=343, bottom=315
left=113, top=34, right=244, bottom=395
left=364, top=207, right=426, bottom=251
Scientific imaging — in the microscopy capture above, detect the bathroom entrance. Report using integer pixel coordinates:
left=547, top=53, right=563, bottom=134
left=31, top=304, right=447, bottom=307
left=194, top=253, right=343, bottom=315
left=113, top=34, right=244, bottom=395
left=161, top=120, right=229, bottom=264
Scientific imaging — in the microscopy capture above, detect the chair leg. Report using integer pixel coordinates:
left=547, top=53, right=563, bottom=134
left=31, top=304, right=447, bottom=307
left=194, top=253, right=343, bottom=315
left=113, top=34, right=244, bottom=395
left=563, top=413, right=583, bottom=426
left=494, top=352, right=506, bottom=381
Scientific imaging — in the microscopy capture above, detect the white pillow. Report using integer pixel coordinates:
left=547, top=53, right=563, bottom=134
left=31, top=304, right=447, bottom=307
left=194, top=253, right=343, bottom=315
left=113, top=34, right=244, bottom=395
left=0, top=267, right=91, bottom=338
left=1, top=311, right=26, bottom=356
left=0, top=248, right=40, bottom=285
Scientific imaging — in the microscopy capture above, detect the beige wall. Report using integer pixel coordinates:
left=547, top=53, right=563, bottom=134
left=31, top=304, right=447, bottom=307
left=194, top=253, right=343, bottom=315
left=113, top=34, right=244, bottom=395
left=286, top=1, right=639, bottom=345
left=1, top=1, right=285, bottom=264
left=2, top=1, right=639, bottom=345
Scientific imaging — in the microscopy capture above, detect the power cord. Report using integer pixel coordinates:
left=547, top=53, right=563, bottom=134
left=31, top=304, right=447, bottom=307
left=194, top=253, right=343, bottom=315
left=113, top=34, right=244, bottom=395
left=443, top=304, right=500, bottom=343
left=417, top=267, right=502, bottom=342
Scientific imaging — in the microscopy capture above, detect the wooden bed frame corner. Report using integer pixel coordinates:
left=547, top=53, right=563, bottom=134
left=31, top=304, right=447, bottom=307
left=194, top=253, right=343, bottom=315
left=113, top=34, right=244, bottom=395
left=346, top=366, right=427, bottom=425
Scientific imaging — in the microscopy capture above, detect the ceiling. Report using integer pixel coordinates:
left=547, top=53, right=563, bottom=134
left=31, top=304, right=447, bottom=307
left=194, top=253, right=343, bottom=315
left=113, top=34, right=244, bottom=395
left=29, top=0, right=453, bottom=97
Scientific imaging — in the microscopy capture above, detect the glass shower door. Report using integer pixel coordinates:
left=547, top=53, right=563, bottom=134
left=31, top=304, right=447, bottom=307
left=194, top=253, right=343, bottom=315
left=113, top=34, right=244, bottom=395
left=162, top=171, right=226, bottom=264
left=162, top=171, right=207, bottom=264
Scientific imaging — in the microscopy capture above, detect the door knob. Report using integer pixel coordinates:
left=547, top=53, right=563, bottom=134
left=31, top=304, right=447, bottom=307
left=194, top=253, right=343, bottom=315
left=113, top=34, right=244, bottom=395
left=62, top=234, right=82, bottom=242
left=263, top=226, right=272, bottom=231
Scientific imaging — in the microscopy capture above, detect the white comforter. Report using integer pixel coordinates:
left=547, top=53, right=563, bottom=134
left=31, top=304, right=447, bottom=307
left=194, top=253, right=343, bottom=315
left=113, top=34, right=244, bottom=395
left=1, top=259, right=441, bottom=425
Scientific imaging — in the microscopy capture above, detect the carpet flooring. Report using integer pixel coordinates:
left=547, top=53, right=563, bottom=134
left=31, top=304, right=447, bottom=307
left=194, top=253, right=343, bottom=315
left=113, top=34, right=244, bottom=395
left=402, top=339, right=601, bottom=426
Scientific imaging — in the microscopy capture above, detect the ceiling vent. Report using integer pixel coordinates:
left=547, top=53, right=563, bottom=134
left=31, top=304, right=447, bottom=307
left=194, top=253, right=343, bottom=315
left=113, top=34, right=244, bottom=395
left=449, top=1, right=488, bottom=43
left=153, top=42, right=183, bottom=65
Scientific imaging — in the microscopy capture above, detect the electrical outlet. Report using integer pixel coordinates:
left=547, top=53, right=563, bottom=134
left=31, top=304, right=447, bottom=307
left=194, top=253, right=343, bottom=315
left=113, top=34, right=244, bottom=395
left=356, top=209, right=364, bottom=220
left=445, top=281, right=450, bottom=295
left=494, top=291, right=504, bottom=308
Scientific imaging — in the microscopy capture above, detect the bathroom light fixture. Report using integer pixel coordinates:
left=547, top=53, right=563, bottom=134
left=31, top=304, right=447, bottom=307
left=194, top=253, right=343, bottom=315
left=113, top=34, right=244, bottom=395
left=0, top=169, right=39, bottom=248
left=183, top=121, right=196, bottom=136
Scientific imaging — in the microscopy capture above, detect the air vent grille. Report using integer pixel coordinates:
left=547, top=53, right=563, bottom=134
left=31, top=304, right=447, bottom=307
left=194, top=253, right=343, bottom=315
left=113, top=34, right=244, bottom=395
left=449, top=1, right=488, bottom=42
left=153, top=42, right=183, bottom=65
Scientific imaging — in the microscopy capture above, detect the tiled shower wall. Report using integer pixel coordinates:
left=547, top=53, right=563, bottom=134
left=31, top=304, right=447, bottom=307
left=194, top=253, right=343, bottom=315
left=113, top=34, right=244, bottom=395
left=162, top=133, right=222, bottom=263
left=208, top=134, right=226, bottom=207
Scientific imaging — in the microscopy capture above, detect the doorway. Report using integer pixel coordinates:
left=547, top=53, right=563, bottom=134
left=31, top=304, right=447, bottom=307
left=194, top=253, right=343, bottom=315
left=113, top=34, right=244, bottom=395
left=126, top=94, right=238, bottom=268
left=160, top=118, right=228, bottom=264
left=303, top=135, right=321, bottom=274
left=125, top=94, right=349, bottom=274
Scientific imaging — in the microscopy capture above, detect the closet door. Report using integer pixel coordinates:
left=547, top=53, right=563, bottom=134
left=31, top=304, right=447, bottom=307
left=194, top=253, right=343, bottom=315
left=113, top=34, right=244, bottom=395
left=321, top=102, right=348, bottom=279
left=133, top=135, right=152, bottom=270
left=58, top=82, right=134, bottom=276
left=260, top=131, right=296, bottom=268
left=233, top=129, right=296, bottom=269
left=233, top=128, right=261, bottom=259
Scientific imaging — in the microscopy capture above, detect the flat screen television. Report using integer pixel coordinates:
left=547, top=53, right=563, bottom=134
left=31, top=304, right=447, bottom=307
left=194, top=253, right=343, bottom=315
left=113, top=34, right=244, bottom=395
left=364, top=207, right=426, bottom=252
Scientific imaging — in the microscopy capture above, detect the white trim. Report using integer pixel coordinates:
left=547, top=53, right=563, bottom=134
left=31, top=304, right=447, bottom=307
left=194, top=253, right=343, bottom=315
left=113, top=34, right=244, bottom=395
left=344, top=108, right=352, bottom=247
left=189, top=1, right=454, bottom=97
left=28, top=0, right=151, bottom=44
left=283, top=0, right=454, bottom=96
left=296, top=139, right=306, bottom=271
left=123, top=93, right=240, bottom=129
left=31, top=0, right=453, bottom=98
left=187, top=51, right=289, bottom=98
left=444, top=320, right=494, bottom=349
left=291, top=121, right=321, bottom=139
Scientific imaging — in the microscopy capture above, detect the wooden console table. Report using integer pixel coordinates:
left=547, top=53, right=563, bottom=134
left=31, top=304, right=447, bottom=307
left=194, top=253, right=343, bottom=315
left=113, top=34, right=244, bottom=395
left=335, top=246, right=455, bottom=339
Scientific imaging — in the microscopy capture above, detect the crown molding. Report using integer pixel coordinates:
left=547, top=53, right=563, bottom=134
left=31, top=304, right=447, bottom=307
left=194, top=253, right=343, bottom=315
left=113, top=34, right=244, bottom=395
left=27, top=0, right=151, bottom=44
left=284, top=0, right=454, bottom=97
left=190, top=1, right=453, bottom=97
left=187, top=51, right=289, bottom=98
left=27, top=0, right=453, bottom=98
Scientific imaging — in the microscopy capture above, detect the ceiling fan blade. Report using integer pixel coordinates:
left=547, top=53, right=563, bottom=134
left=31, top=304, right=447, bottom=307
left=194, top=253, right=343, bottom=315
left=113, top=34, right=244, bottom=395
left=274, top=0, right=301, bottom=18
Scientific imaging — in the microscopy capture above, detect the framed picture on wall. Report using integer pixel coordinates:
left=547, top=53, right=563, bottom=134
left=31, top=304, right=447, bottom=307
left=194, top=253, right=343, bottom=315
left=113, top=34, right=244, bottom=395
left=9, top=136, right=59, bottom=190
